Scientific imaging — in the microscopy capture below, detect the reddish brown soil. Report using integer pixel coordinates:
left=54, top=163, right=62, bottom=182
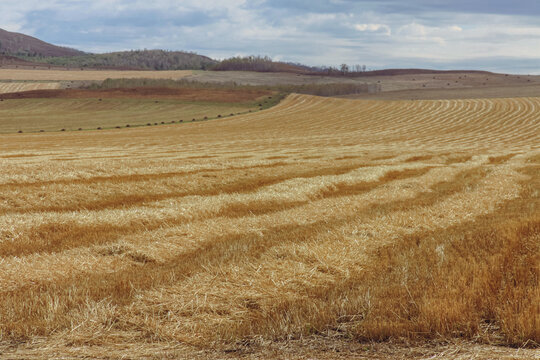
left=0, top=87, right=272, bottom=102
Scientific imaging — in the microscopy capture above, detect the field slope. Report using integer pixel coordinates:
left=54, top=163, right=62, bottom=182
left=0, top=94, right=538, bottom=359
left=0, top=87, right=275, bottom=133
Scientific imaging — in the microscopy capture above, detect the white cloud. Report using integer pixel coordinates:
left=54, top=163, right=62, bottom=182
left=1, top=2, right=540, bottom=73
left=354, top=23, right=391, bottom=36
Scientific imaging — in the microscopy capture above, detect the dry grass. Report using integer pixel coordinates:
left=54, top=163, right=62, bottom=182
left=0, top=94, right=538, bottom=358
left=0, top=82, right=61, bottom=94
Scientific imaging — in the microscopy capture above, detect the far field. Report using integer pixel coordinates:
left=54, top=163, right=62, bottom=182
left=188, top=70, right=540, bottom=99
left=0, top=88, right=277, bottom=133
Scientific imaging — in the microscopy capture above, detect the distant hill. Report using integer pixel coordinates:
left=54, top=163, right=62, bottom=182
left=0, top=28, right=216, bottom=70
left=0, top=28, right=84, bottom=57
left=24, top=50, right=217, bottom=70
left=0, top=28, right=497, bottom=75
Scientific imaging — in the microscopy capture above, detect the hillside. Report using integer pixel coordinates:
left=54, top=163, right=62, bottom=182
left=0, top=54, right=43, bottom=67
left=0, top=28, right=83, bottom=57
left=24, top=50, right=217, bottom=70
left=0, top=28, right=215, bottom=70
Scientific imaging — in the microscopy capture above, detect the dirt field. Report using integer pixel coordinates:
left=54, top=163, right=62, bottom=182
left=187, top=70, right=372, bottom=85
left=0, top=94, right=538, bottom=358
left=0, top=69, right=192, bottom=81
left=189, top=70, right=540, bottom=99
left=2, top=69, right=540, bottom=100
left=342, top=73, right=540, bottom=100
left=341, top=84, right=540, bottom=100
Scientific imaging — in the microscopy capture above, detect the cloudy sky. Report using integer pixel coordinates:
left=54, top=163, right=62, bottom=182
left=2, top=0, right=540, bottom=73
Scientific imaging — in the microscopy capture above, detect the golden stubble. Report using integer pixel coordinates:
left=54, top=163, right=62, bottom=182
left=0, top=94, right=538, bottom=355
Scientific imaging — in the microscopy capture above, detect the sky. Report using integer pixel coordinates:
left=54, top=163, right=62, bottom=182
left=1, top=0, right=540, bottom=73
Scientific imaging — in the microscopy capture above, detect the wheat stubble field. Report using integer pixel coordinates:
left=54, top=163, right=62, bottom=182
left=0, top=82, right=61, bottom=94
left=0, top=94, right=539, bottom=359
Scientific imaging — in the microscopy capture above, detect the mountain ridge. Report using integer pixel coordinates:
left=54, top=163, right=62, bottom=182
left=0, top=28, right=84, bottom=57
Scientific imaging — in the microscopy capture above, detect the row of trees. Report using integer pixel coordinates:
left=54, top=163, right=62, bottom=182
left=9, top=49, right=371, bottom=75
left=16, top=50, right=217, bottom=70
left=212, top=56, right=370, bottom=75
left=212, top=56, right=303, bottom=72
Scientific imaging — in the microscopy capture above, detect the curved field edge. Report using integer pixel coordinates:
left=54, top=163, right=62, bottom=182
left=0, top=90, right=284, bottom=133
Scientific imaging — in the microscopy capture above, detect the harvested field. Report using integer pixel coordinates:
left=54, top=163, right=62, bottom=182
left=0, top=88, right=275, bottom=133
left=342, top=83, right=540, bottom=100
left=0, top=87, right=272, bottom=102
left=0, top=69, right=192, bottom=81
left=0, top=82, right=61, bottom=94
left=0, top=94, right=538, bottom=359
left=189, top=70, right=540, bottom=99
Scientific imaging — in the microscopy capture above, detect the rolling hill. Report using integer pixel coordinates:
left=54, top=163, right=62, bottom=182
left=0, top=28, right=216, bottom=70
left=29, top=50, right=217, bottom=70
left=0, top=28, right=83, bottom=57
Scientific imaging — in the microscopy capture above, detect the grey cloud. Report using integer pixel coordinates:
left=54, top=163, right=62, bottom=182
left=5, top=1, right=539, bottom=73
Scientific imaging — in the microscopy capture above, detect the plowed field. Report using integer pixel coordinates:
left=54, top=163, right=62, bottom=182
left=0, top=94, right=538, bottom=359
